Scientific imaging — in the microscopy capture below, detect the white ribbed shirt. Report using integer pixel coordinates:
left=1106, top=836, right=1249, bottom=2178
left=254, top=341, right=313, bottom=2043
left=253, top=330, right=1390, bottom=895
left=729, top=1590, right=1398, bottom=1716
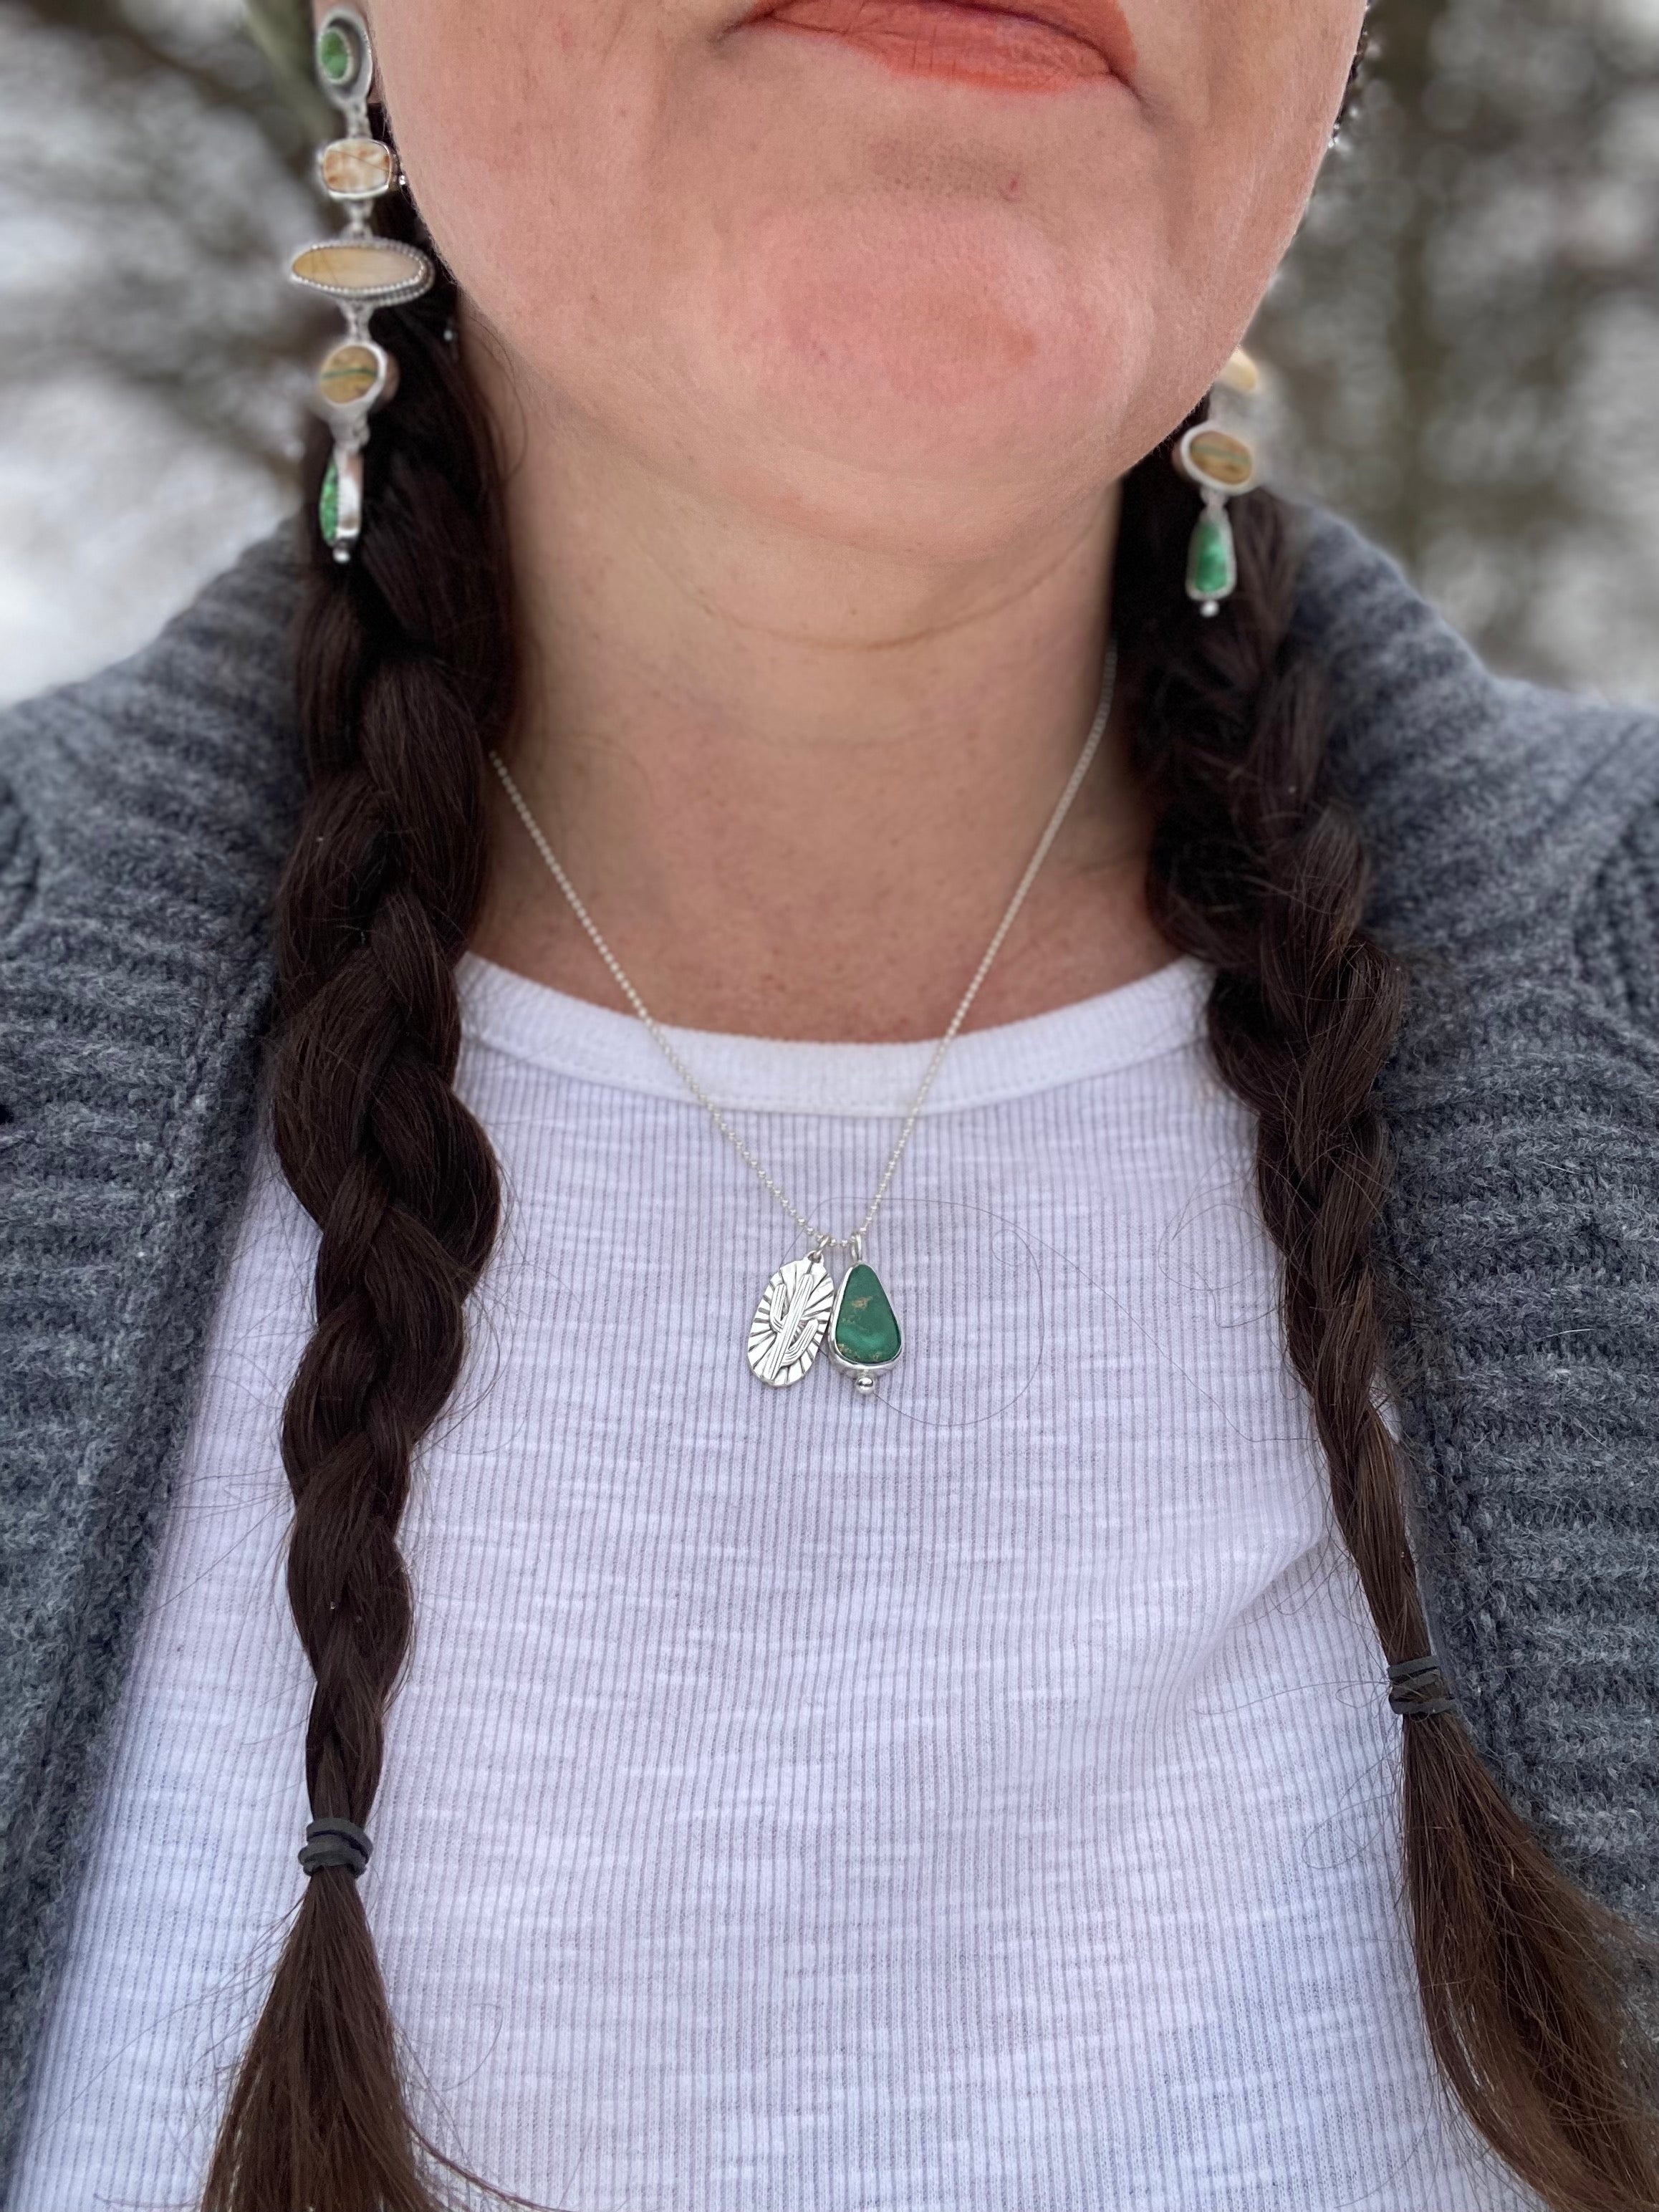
left=12, top=951, right=1542, bottom=2211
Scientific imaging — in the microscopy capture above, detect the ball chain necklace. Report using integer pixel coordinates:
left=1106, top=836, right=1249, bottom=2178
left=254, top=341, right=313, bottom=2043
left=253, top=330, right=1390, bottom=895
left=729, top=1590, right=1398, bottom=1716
left=487, top=640, right=1116, bottom=1396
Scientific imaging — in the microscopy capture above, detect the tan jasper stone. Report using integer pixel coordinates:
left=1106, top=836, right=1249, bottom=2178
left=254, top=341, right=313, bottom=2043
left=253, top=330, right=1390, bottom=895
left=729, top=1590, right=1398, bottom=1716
left=317, top=341, right=392, bottom=411
left=319, top=138, right=395, bottom=198
left=290, top=239, right=431, bottom=302
left=1183, top=428, right=1256, bottom=493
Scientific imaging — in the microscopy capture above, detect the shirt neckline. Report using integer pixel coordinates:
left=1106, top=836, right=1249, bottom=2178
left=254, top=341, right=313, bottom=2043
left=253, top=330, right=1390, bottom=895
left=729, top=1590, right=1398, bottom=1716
left=458, top=950, right=1209, bottom=1120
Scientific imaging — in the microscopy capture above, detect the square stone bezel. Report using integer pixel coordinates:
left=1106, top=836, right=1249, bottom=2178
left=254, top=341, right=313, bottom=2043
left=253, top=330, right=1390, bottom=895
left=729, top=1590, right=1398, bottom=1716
left=317, top=135, right=396, bottom=204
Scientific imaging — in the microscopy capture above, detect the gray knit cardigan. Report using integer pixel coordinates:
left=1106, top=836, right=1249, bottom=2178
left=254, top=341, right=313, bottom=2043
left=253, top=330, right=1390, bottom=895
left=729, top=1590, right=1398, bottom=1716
left=1, top=511, right=1658, bottom=2191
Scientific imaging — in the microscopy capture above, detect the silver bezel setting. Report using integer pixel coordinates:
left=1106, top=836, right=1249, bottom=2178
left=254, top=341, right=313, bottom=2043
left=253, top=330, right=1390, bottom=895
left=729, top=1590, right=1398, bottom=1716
left=315, top=6, right=375, bottom=116
left=317, top=135, right=396, bottom=203
left=289, top=239, right=435, bottom=309
left=1176, top=423, right=1259, bottom=501
left=324, top=443, right=365, bottom=562
left=313, top=337, right=398, bottom=429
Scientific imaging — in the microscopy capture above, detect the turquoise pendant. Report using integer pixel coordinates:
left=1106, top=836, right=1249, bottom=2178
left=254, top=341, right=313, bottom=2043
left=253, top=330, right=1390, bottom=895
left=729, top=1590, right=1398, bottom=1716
left=827, top=1261, right=903, bottom=1395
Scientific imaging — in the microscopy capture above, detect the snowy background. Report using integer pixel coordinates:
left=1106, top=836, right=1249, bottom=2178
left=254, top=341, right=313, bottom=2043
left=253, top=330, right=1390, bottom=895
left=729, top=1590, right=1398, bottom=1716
left=2, top=0, right=1657, bottom=708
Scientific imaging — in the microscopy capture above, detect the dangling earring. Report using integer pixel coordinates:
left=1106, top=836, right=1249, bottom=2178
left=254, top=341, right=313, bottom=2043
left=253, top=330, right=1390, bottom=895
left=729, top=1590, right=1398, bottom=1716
left=1173, top=348, right=1261, bottom=618
left=287, top=6, right=433, bottom=563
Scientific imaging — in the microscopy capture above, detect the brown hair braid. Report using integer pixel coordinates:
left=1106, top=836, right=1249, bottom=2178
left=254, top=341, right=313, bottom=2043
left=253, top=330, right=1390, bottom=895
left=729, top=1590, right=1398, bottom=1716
left=1118, top=442, right=1659, bottom=2209
left=204, top=224, right=1659, bottom=2212
left=202, top=193, right=518, bottom=2212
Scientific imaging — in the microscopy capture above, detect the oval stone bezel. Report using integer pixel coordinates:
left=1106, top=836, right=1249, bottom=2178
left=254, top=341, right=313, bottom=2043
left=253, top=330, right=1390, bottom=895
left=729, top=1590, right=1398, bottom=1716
left=289, top=238, right=433, bottom=307
left=318, top=136, right=395, bottom=201
left=314, top=338, right=396, bottom=422
left=1177, top=423, right=1259, bottom=499
left=315, top=9, right=374, bottom=111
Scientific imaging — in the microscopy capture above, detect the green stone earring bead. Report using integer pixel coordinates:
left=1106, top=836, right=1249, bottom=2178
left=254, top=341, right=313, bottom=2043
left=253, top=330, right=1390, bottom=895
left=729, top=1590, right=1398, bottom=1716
left=317, top=24, right=355, bottom=83
left=313, top=8, right=374, bottom=110
left=1186, top=505, right=1238, bottom=616
left=319, top=446, right=363, bottom=562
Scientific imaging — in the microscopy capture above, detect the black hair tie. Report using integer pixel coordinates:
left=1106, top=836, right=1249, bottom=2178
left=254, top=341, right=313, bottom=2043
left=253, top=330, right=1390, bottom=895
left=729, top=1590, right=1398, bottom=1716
left=1388, top=1654, right=1456, bottom=1719
left=298, top=1815, right=373, bottom=1879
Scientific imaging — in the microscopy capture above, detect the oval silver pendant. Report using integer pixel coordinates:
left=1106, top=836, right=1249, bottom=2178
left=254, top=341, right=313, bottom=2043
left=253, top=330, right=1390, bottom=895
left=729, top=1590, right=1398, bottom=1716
left=747, top=1254, right=833, bottom=1388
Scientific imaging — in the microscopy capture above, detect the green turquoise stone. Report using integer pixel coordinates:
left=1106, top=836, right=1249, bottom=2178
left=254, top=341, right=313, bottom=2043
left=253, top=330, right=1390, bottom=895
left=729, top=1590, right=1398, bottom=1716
left=1187, top=512, right=1236, bottom=605
left=319, top=454, right=340, bottom=544
left=317, top=24, right=355, bottom=83
left=834, top=1264, right=901, bottom=1367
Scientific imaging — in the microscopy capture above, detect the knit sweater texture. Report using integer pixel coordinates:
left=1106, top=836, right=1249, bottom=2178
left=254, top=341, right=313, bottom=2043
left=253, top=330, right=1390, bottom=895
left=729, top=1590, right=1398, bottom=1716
left=0, top=511, right=1657, bottom=2195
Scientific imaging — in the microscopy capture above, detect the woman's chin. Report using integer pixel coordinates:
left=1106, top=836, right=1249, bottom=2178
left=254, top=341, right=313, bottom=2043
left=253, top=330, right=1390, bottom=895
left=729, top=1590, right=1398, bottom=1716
left=668, top=238, right=1145, bottom=526
left=691, top=403, right=1120, bottom=562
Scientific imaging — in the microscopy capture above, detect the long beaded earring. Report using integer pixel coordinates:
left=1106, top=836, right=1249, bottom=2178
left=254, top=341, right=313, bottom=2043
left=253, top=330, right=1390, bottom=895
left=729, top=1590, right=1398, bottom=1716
left=1174, top=348, right=1261, bottom=617
left=287, top=6, right=433, bottom=563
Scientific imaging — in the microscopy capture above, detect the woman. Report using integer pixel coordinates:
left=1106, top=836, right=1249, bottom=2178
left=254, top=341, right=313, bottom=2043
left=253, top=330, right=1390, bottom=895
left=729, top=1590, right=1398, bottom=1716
left=1, top=0, right=1657, bottom=2205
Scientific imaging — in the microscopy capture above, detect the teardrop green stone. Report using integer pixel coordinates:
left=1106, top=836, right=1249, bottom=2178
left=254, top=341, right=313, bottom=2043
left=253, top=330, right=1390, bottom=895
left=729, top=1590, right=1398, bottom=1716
left=833, top=1264, right=902, bottom=1367
left=319, top=454, right=340, bottom=544
left=1186, top=511, right=1236, bottom=605
left=317, top=24, right=355, bottom=84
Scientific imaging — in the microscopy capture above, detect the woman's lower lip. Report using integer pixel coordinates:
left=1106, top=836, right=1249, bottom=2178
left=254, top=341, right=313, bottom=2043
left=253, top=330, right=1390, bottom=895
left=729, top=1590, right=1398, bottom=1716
left=749, top=0, right=1112, bottom=90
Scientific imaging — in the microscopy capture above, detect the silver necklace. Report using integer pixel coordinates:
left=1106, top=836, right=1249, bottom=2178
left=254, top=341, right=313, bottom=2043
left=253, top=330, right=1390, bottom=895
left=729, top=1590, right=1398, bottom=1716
left=488, top=640, right=1117, bottom=1396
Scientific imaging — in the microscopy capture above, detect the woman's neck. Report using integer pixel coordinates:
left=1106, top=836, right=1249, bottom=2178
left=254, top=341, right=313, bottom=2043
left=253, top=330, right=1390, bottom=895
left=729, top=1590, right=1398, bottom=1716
left=469, top=357, right=1170, bottom=1044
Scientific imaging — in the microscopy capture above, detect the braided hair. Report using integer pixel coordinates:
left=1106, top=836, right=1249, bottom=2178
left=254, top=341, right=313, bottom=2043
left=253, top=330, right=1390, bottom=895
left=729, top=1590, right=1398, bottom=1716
left=204, top=159, right=1659, bottom=2212
left=202, top=191, right=514, bottom=2212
